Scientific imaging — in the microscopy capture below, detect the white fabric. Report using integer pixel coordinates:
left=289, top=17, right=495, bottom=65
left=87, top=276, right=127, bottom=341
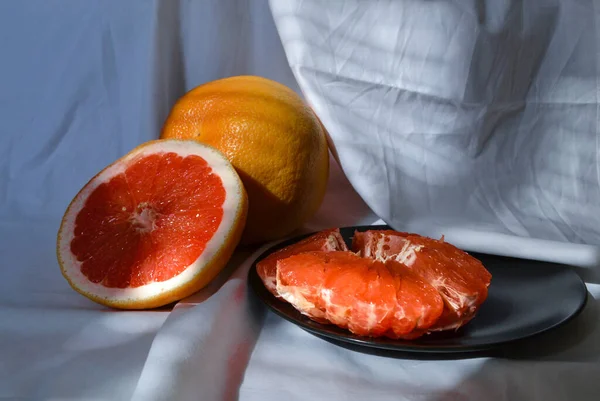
left=1, top=1, right=600, bottom=400
left=271, top=0, right=600, bottom=266
left=0, top=0, right=316, bottom=399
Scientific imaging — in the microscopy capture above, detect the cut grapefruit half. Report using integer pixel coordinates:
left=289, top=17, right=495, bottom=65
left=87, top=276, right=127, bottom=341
left=57, top=139, right=248, bottom=309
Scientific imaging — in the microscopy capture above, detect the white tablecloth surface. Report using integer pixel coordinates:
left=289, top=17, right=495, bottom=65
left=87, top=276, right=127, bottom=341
left=2, top=1, right=600, bottom=400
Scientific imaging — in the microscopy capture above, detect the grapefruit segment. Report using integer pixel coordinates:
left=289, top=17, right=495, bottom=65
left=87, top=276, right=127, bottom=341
left=256, top=228, right=348, bottom=297
left=352, top=230, right=491, bottom=331
left=57, top=139, right=248, bottom=309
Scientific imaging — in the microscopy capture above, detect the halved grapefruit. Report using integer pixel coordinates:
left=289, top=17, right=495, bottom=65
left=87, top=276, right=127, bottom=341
left=56, top=139, right=248, bottom=309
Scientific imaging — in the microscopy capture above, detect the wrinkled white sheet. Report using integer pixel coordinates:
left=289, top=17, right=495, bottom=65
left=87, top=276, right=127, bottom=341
left=2, top=0, right=600, bottom=400
left=272, top=0, right=600, bottom=264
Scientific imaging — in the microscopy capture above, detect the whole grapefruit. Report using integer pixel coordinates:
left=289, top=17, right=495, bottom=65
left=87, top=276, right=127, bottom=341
left=161, top=75, right=329, bottom=244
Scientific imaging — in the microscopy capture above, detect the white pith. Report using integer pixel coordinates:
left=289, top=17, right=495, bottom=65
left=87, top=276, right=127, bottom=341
left=392, top=241, right=423, bottom=266
left=58, top=140, right=244, bottom=303
left=132, top=205, right=158, bottom=233
left=363, top=234, right=423, bottom=268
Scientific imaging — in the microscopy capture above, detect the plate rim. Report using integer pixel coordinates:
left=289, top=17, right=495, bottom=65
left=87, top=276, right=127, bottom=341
left=247, top=225, right=589, bottom=354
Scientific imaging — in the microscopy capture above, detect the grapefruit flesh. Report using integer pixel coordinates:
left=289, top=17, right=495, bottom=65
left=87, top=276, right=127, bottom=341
left=57, top=140, right=248, bottom=309
left=256, top=228, right=492, bottom=339
left=352, top=230, right=492, bottom=331
left=275, top=251, right=444, bottom=339
left=256, top=228, right=348, bottom=297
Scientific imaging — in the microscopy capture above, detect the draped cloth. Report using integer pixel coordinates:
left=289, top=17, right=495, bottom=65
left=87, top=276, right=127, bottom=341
left=1, top=1, right=599, bottom=400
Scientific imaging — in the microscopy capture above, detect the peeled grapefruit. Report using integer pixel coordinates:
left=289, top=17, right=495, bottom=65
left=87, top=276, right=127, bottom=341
left=160, top=75, right=329, bottom=245
left=56, top=139, right=248, bottom=309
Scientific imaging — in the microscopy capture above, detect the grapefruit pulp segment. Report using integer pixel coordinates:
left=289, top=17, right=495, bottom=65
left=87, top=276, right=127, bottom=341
left=352, top=230, right=491, bottom=331
left=256, top=228, right=348, bottom=297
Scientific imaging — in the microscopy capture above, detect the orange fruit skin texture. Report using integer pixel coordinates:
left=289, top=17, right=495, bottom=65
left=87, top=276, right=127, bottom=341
left=160, top=75, right=330, bottom=245
left=56, top=139, right=248, bottom=309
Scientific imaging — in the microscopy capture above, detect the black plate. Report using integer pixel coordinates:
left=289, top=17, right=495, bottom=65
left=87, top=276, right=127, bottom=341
left=248, top=225, right=589, bottom=353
